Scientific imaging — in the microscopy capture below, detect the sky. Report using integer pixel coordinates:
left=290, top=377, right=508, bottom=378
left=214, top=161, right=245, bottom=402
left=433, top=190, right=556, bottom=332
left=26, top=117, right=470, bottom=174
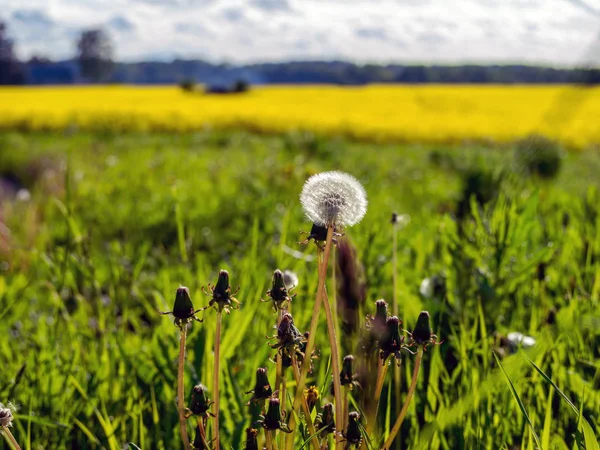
left=1, top=0, right=600, bottom=65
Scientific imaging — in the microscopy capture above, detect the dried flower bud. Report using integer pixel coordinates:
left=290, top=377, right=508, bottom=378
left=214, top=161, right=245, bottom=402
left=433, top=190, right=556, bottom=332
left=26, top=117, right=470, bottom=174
left=379, top=316, right=403, bottom=360
left=247, top=368, right=273, bottom=402
left=274, top=313, right=303, bottom=350
left=262, top=397, right=284, bottom=430
left=244, top=428, right=259, bottom=450
left=189, top=384, right=212, bottom=417
left=373, top=300, right=388, bottom=329
left=315, top=403, right=335, bottom=434
left=304, top=386, right=319, bottom=413
left=215, top=270, right=231, bottom=297
left=412, top=311, right=432, bottom=345
left=344, top=411, right=362, bottom=444
left=202, top=269, right=241, bottom=314
left=340, top=355, right=355, bottom=386
left=159, top=286, right=203, bottom=327
left=0, top=404, right=13, bottom=428
left=264, top=269, right=295, bottom=311
left=300, top=171, right=368, bottom=227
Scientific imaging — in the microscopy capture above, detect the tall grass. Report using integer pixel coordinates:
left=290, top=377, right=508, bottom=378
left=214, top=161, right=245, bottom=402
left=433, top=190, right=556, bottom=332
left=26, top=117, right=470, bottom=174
left=0, top=130, right=599, bottom=448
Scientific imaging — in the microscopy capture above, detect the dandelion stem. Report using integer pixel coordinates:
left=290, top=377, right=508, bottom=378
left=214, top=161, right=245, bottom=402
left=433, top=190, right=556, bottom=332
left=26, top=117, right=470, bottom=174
left=321, top=287, right=344, bottom=450
left=392, top=220, right=402, bottom=450
left=197, top=417, right=210, bottom=450
left=290, top=354, right=321, bottom=450
left=286, top=225, right=334, bottom=450
left=366, top=356, right=389, bottom=440
left=213, top=311, right=222, bottom=450
left=275, top=309, right=284, bottom=408
left=2, top=426, right=21, bottom=450
left=177, top=327, right=192, bottom=450
left=383, top=347, right=424, bottom=450
left=265, top=429, right=275, bottom=450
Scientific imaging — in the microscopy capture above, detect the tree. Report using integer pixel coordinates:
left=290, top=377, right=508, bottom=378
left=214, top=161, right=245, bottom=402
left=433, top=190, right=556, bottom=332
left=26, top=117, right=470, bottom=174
left=0, top=21, right=25, bottom=85
left=76, top=28, right=114, bottom=83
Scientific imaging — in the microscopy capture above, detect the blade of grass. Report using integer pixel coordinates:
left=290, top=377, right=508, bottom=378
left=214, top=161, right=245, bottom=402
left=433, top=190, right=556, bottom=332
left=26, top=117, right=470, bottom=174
left=493, top=353, right=542, bottom=450
left=528, top=358, right=599, bottom=450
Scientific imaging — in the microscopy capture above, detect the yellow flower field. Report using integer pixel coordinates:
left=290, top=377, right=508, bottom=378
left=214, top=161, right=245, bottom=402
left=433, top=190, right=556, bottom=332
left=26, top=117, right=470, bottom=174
left=1, top=84, right=599, bottom=147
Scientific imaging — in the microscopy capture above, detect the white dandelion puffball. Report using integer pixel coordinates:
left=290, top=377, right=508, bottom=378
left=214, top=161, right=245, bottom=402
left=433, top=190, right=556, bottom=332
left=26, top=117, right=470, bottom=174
left=283, top=270, right=299, bottom=290
left=507, top=332, right=536, bottom=348
left=300, top=171, right=367, bottom=227
left=419, top=277, right=433, bottom=299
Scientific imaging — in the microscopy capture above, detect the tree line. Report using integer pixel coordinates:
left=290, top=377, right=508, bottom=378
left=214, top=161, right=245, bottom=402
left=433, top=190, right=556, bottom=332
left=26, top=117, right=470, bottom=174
left=1, top=20, right=599, bottom=86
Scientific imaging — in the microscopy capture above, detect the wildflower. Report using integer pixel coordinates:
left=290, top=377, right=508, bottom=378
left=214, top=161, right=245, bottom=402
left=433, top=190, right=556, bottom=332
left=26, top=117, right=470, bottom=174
left=342, top=411, right=362, bottom=447
left=300, top=171, right=367, bottom=227
left=188, top=384, right=214, bottom=418
left=200, top=270, right=240, bottom=314
left=159, top=286, right=203, bottom=328
left=315, top=403, right=335, bottom=434
left=304, top=385, right=319, bottom=413
left=246, top=368, right=273, bottom=404
left=506, top=332, right=536, bottom=349
left=282, top=270, right=299, bottom=290
left=261, top=269, right=296, bottom=311
left=0, top=404, right=13, bottom=428
left=244, top=428, right=259, bottom=450
left=256, top=397, right=291, bottom=432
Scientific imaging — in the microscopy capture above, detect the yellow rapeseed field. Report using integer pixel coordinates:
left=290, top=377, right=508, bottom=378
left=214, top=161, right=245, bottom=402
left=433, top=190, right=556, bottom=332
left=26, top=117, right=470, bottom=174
left=1, top=85, right=599, bottom=147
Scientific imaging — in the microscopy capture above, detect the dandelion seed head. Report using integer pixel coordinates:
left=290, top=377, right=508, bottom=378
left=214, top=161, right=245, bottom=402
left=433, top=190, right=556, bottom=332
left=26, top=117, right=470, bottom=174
left=0, top=404, right=14, bottom=428
left=507, top=332, right=536, bottom=348
left=300, top=171, right=367, bottom=227
left=283, top=270, right=299, bottom=290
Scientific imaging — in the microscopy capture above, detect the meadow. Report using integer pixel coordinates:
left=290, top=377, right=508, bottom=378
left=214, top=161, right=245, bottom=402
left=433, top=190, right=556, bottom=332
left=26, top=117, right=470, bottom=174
left=0, top=95, right=599, bottom=449
left=1, top=85, right=600, bottom=148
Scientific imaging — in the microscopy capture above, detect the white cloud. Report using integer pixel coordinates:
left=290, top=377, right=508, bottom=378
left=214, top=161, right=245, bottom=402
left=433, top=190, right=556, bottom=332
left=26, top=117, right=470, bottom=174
left=1, top=0, right=599, bottom=64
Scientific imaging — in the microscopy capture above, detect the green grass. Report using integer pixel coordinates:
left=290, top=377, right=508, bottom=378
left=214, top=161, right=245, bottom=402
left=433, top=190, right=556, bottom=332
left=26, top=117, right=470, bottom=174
left=0, top=130, right=599, bottom=449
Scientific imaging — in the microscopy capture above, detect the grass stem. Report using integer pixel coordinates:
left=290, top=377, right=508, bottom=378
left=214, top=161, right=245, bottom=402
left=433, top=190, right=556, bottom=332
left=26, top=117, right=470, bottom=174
left=2, top=427, right=21, bottom=450
left=286, top=226, right=334, bottom=450
left=177, top=327, right=192, bottom=450
left=383, top=347, right=423, bottom=450
left=213, top=311, right=223, bottom=450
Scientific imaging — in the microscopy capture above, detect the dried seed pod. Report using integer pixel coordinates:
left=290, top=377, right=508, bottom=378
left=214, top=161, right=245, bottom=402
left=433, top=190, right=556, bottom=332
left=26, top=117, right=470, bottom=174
left=379, top=316, right=404, bottom=361
left=244, top=428, right=259, bottom=450
left=246, top=368, right=273, bottom=403
left=315, top=403, right=335, bottom=434
left=410, top=311, right=442, bottom=349
left=159, top=286, right=203, bottom=328
left=189, top=384, right=213, bottom=418
left=344, top=411, right=362, bottom=445
left=201, top=270, right=241, bottom=314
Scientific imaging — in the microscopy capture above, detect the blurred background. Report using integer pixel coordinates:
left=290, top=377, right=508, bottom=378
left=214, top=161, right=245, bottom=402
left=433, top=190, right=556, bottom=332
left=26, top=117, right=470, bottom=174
left=1, top=1, right=600, bottom=449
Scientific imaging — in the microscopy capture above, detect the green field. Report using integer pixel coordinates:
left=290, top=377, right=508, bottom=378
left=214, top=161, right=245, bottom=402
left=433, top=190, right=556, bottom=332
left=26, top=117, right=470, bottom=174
left=1, top=130, right=599, bottom=449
